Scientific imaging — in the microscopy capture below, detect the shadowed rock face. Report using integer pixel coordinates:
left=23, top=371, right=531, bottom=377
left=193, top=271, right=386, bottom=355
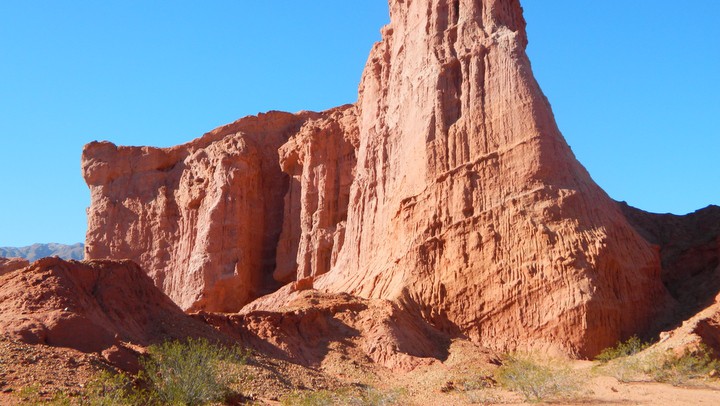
left=620, top=204, right=720, bottom=322
left=81, top=0, right=715, bottom=358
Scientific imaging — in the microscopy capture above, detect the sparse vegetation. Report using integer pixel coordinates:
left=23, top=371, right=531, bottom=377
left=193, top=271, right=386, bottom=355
left=58, top=338, right=250, bottom=406
left=648, top=345, right=720, bottom=386
left=494, top=353, right=582, bottom=402
left=595, top=335, right=650, bottom=363
left=83, top=369, right=147, bottom=405
left=596, top=339, right=720, bottom=387
left=279, top=385, right=404, bottom=406
left=141, top=337, right=248, bottom=405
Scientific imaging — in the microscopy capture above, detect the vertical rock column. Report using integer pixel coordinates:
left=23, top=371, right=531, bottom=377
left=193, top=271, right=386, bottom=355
left=274, top=106, right=359, bottom=283
left=319, top=0, right=671, bottom=357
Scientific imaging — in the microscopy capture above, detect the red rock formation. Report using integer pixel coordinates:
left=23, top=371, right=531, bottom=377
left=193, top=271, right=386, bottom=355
left=81, top=0, right=719, bottom=359
left=274, top=107, right=359, bottom=283
left=0, top=257, right=219, bottom=369
left=0, top=257, right=29, bottom=276
left=196, top=290, right=450, bottom=371
left=620, top=204, right=720, bottom=321
left=83, top=107, right=356, bottom=312
left=309, top=0, right=670, bottom=357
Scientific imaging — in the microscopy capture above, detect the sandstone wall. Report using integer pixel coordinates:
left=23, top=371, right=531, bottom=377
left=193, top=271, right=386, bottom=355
left=83, top=107, right=356, bottom=311
left=314, top=0, right=671, bottom=357
left=274, top=107, right=359, bottom=283
left=81, top=0, right=720, bottom=358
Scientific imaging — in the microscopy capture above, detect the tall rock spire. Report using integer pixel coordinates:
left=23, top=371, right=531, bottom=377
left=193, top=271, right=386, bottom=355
left=319, top=0, right=670, bottom=356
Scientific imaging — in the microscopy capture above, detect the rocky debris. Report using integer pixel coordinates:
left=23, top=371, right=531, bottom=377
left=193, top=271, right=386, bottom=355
left=0, top=336, right=111, bottom=403
left=0, top=257, right=29, bottom=277
left=0, top=257, right=222, bottom=369
left=196, top=290, right=450, bottom=372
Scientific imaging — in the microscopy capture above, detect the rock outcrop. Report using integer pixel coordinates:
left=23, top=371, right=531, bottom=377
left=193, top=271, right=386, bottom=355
left=620, top=204, right=720, bottom=322
left=0, top=257, right=29, bottom=276
left=312, top=0, right=671, bottom=357
left=197, top=290, right=451, bottom=372
left=83, top=107, right=357, bottom=312
left=273, top=107, right=359, bottom=283
left=82, top=0, right=717, bottom=358
left=0, top=257, right=220, bottom=369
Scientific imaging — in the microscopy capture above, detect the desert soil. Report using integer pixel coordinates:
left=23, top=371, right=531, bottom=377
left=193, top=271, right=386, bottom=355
left=2, top=336, right=720, bottom=405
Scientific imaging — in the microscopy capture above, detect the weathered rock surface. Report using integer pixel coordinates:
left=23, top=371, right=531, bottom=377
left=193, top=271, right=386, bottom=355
left=83, top=106, right=357, bottom=312
left=309, top=0, right=671, bottom=357
left=81, top=0, right=718, bottom=359
left=197, top=289, right=450, bottom=371
left=274, top=107, right=359, bottom=283
left=0, top=257, right=29, bottom=276
left=0, top=257, right=220, bottom=369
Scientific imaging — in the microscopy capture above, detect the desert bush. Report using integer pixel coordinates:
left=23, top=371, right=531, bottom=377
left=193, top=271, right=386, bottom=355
left=648, top=345, right=720, bottom=386
left=595, top=335, right=650, bottom=363
left=141, top=337, right=248, bottom=406
left=599, top=355, right=644, bottom=382
left=494, top=354, right=581, bottom=402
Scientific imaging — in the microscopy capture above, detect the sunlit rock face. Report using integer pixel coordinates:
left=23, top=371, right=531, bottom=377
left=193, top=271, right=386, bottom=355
left=83, top=107, right=357, bottom=312
left=83, top=0, right=719, bottom=358
left=315, top=0, right=670, bottom=357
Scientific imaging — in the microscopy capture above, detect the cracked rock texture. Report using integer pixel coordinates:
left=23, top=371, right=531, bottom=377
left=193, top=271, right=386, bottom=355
left=82, top=0, right=717, bottom=358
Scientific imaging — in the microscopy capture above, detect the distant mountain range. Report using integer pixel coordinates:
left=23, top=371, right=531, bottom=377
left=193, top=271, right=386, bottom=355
left=0, top=243, right=84, bottom=261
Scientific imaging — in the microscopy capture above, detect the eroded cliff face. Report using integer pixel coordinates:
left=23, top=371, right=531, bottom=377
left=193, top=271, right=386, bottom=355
left=312, top=0, right=671, bottom=357
left=83, top=106, right=357, bottom=311
left=274, top=107, right=359, bottom=283
left=82, top=0, right=718, bottom=358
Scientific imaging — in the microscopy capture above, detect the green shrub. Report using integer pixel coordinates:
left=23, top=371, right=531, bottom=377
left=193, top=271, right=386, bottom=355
left=495, top=354, right=581, bottom=402
left=595, top=335, right=650, bottom=363
left=650, top=345, right=720, bottom=386
left=141, top=337, right=248, bottom=406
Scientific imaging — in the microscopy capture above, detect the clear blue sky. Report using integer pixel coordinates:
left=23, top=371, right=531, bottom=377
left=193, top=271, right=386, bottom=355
left=0, top=1, right=718, bottom=247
